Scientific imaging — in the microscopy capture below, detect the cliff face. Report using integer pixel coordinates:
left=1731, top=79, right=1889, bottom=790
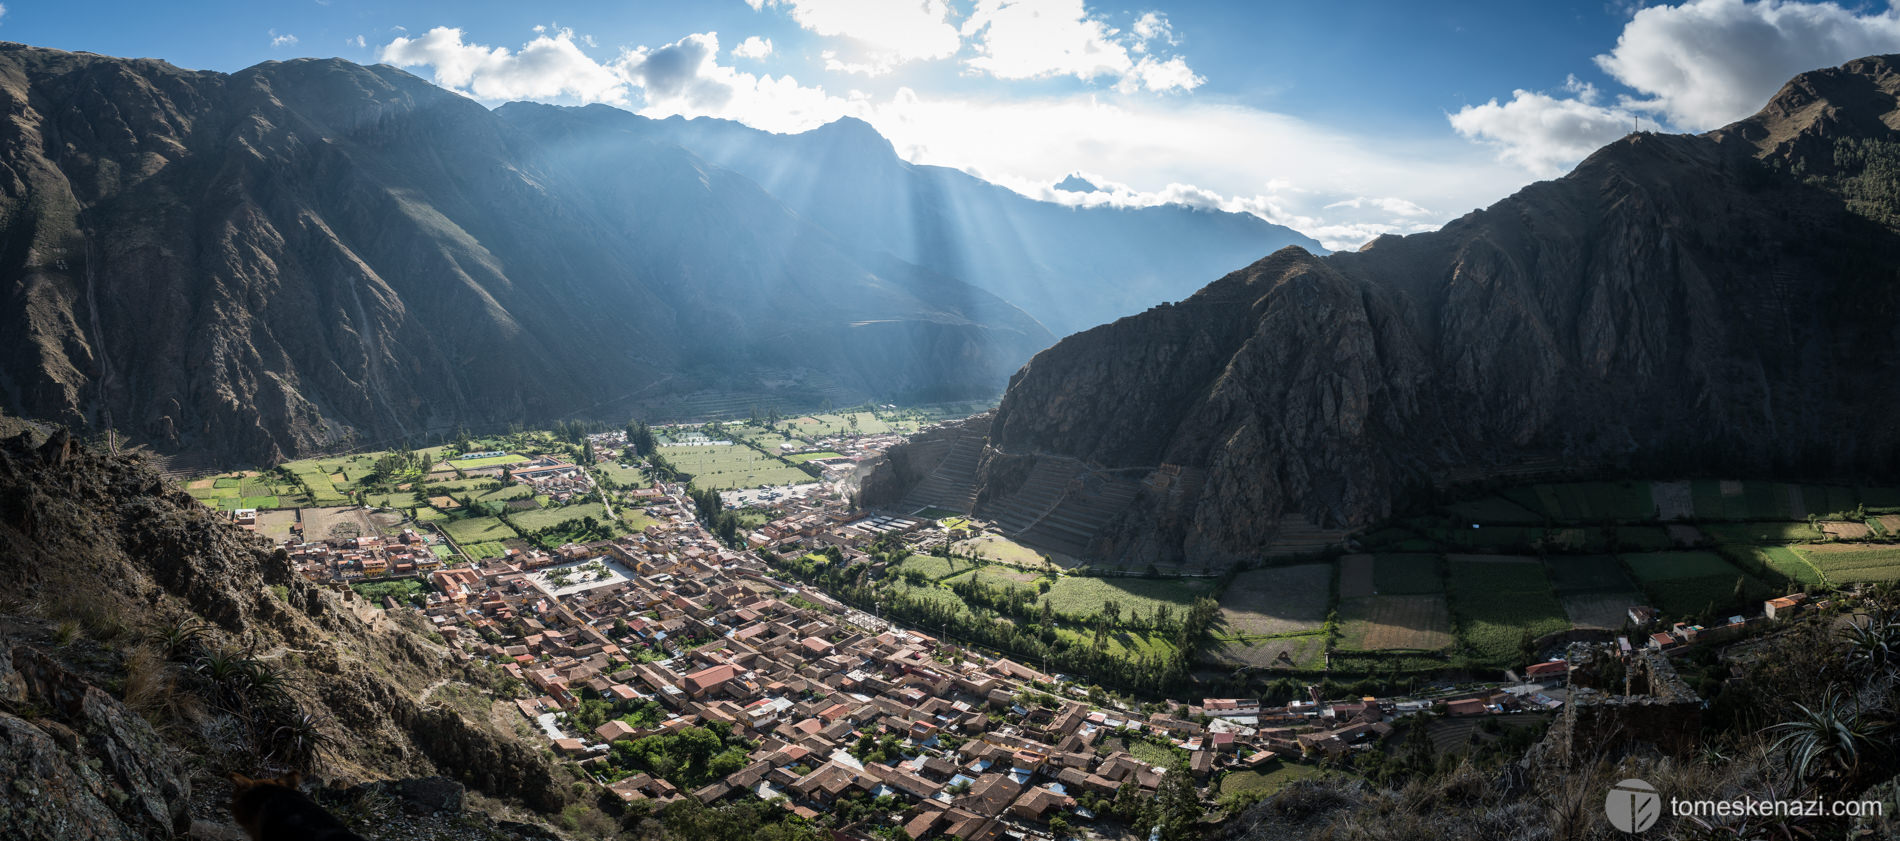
left=0, top=45, right=1050, bottom=464
left=878, top=55, right=1900, bottom=566
left=0, top=427, right=564, bottom=838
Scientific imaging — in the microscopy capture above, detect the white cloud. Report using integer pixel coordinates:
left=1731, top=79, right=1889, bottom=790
left=1597, top=0, right=1900, bottom=129
left=350, top=34, right=366, bottom=49
left=862, top=91, right=1520, bottom=250
left=1116, top=55, right=1204, bottom=93
left=1448, top=82, right=1638, bottom=176
left=1455, top=0, right=1900, bottom=174
left=962, top=0, right=1132, bottom=81
left=270, top=30, right=299, bottom=48
left=960, top=0, right=1203, bottom=93
left=0, top=5, right=9, bottom=24
left=378, top=28, right=852, bottom=132
left=1131, top=11, right=1175, bottom=47
left=380, top=26, right=632, bottom=105
left=731, top=35, right=774, bottom=60
left=748, top=0, right=960, bottom=72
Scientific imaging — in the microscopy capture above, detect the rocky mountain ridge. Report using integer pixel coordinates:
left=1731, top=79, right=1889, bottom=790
left=0, top=422, right=569, bottom=838
left=868, top=54, right=1900, bottom=566
left=0, top=44, right=1054, bottom=465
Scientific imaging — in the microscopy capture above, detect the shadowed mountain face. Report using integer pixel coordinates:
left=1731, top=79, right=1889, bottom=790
left=493, top=104, right=1328, bottom=338
left=0, top=45, right=1053, bottom=463
left=870, top=55, right=1900, bottom=567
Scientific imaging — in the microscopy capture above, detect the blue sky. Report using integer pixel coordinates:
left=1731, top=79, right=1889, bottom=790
left=8, top=0, right=1900, bottom=247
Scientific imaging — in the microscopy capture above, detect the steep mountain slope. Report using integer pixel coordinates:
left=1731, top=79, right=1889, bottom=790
left=0, top=425, right=565, bottom=838
left=495, top=104, right=1327, bottom=338
left=0, top=45, right=1049, bottom=464
left=867, top=55, right=1900, bottom=567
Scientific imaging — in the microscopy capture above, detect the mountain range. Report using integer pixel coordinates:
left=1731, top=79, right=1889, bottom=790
left=868, top=54, right=1900, bottom=567
left=0, top=44, right=1315, bottom=464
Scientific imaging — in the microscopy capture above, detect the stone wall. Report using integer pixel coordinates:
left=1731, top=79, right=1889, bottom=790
left=1552, top=648, right=1702, bottom=764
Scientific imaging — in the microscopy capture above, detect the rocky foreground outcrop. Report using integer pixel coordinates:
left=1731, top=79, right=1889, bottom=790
left=870, top=54, right=1900, bottom=567
left=0, top=426, right=567, bottom=838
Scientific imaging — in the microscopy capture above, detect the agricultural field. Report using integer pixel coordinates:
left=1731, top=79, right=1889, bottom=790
left=659, top=444, right=813, bottom=490
left=785, top=451, right=845, bottom=463
left=1371, top=555, right=1444, bottom=594
left=1649, top=481, right=1694, bottom=520
left=1447, top=559, right=1568, bottom=665
left=1622, top=551, right=1771, bottom=618
left=943, top=566, right=1047, bottom=593
left=1719, top=545, right=1826, bottom=587
left=1206, top=632, right=1327, bottom=670
left=448, top=454, right=529, bottom=469
left=461, top=541, right=511, bottom=561
left=1216, top=762, right=1325, bottom=806
left=1338, top=555, right=1376, bottom=599
left=952, top=535, right=1052, bottom=569
left=441, top=516, right=519, bottom=545
left=1515, top=481, right=1656, bottom=522
left=1444, top=496, right=1545, bottom=525
left=891, top=579, right=972, bottom=615
left=506, top=502, right=618, bottom=534
left=1614, top=526, right=1676, bottom=551
left=1794, top=543, right=1900, bottom=583
left=1542, top=555, right=1634, bottom=594
left=782, top=412, right=891, bottom=437
left=1217, top=564, right=1332, bottom=637
left=895, top=554, right=976, bottom=582
left=596, top=462, right=650, bottom=487
left=365, top=491, right=423, bottom=509
left=1561, top=592, right=1644, bottom=629
left=1702, top=522, right=1822, bottom=544
left=1039, top=576, right=1217, bottom=623
left=1336, top=595, right=1452, bottom=651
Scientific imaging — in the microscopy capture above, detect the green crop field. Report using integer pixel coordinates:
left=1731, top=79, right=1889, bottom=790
left=1336, top=595, right=1453, bottom=651
left=1369, top=554, right=1443, bottom=594
left=1795, top=544, right=1900, bottom=583
left=1702, top=522, right=1822, bottom=544
left=365, top=492, right=423, bottom=509
left=944, top=566, right=1048, bottom=593
left=1445, top=496, right=1545, bottom=525
left=597, top=463, right=649, bottom=486
left=1623, top=551, right=1748, bottom=582
left=1216, top=762, right=1326, bottom=805
left=1614, top=526, right=1676, bottom=551
left=896, top=554, right=974, bottom=582
left=238, top=495, right=281, bottom=509
left=1447, top=560, right=1567, bottom=665
left=507, top=502, right=616, bottom=534
left=784, top=412, right=891, bottom=437
left=1862, top=487, right=1900, bottom=511
left=1543, top=555, right=1633, bottom=593
left=1039, top=576, right=1217, bottom=623
left=442, top=516, right=518, bottom=545
left=786, top=451, right=845, bottom=463
left=468, top=485, right=533, bottom=504
left=1720, top=545, right=1826, bottom=587
left=450, top=454, right=529, bottom=469
left=1622, top=552, right=1769, bottom=617
left=891, top=580, right=971, bottom=616
left=1441, top=525, right=1545, bottom=551
left=659, top=444, right=812, bottom=490
left=461, top=541, right=510, bottom=560
left=952, top=535, right=1051, bottom=569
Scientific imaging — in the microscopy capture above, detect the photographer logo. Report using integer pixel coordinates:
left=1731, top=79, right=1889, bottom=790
left=1606, top=778, right=1662, bottom=833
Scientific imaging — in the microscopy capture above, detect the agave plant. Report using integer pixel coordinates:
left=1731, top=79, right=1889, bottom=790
left=1840, top=608, right=1900, bottom=679
left=1768, top=690, right=1890, bottom=784
left=148, top=616, right=212, bottom=662
left=262, top=708, right=335, bottom=771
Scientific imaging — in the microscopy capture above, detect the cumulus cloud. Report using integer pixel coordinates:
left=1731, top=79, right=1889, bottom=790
left=731, top=35, right=774, bottom=60
left=350, top=34, right=366, bottom=49
left=381, top=26, right=630, bottom=104
left=1449, top=77, right=1639, bottom=175
left=1597, top=0, right=1900, bottom=129
left=747, top=0, right=959, bottom=74
left=270, top=30, right=299, bottom=48
left=1456, top=0, right=1900, bottom=174
left=379, top=28, right=852, bottom=132
left=961, top=0, right=1202, bottom=92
